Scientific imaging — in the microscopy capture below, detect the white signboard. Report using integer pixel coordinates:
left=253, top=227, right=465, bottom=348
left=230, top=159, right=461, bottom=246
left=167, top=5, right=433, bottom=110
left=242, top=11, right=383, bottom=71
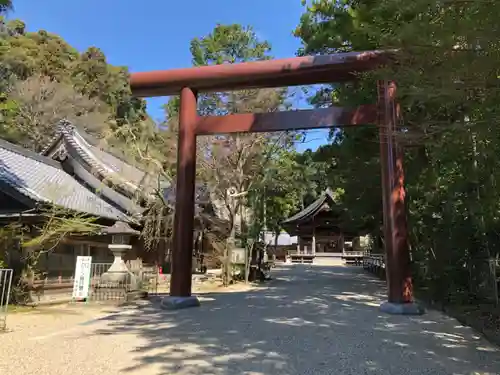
left=72, top=256, right=92, bottom=300
left=231, top=248, right=246, bottom=264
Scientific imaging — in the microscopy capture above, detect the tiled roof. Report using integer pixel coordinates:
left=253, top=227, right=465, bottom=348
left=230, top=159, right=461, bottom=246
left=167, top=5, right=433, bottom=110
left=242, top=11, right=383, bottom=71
left=40, top=121, right=226, bottom=223
left=282, top=188, right=338, bottom=224
left=0, top=139, right=131, bottom=222
left=43, top=121, right=166, bottom=197
left=70, top=129, right=157, bottom=193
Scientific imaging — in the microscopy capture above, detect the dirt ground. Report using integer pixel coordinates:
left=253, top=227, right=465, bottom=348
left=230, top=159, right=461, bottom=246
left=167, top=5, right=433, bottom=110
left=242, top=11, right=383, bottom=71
left=3, top=279, right=263, bottom=336
left=2, top=265, right=499, bottom=375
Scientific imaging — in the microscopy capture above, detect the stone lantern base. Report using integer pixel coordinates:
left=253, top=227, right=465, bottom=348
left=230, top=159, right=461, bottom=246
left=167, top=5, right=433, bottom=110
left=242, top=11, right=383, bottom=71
left=100, top=244, right=139, bottom=290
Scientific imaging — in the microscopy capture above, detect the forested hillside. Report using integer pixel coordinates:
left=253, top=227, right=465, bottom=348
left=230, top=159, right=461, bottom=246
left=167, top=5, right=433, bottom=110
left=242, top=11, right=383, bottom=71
left=0, top=16, right=146, bottom=151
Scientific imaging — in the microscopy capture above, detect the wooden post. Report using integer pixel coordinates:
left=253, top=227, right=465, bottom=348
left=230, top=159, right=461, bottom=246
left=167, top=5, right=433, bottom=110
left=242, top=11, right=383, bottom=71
left=377, top=81, right=423, bottom=314
left=169, top=87, right=198, bottom=298
left=312, top=227, right=316, bottom=256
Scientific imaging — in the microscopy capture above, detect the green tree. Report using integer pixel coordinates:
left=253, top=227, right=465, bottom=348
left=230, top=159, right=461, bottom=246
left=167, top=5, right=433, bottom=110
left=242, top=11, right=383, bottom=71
left=0, top=0, right=12, bottom=14
left=295, top=0, right=500, bottom=304
left=249, top=147, right=307, bottom=244
left=6, top=75, right=108, bottom=151
left=181, top=24, right=288, bottom=237
left=182, top=24, right=290, bottom=283
left=0, top=19, right=147, bottom=144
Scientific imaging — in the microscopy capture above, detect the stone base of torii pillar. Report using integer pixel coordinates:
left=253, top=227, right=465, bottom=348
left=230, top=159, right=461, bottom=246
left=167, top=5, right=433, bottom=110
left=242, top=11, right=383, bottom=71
left=380, top=301, right=425, bottom=315
left=160, top=295, right=201, bottom=310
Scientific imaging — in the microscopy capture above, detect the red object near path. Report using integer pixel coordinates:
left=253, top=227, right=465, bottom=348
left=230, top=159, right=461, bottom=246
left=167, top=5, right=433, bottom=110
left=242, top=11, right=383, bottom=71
left=129, top=49, right=415, bottom=310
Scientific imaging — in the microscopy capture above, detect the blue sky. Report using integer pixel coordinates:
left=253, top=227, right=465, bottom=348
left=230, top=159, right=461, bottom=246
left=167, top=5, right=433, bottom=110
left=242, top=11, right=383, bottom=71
left=10, top=0, right=329, bottom=151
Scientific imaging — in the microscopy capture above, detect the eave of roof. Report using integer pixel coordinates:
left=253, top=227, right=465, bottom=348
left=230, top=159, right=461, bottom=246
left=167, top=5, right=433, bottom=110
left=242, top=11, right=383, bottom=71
left=42, top=121, right=169, bottom=199
left=282, top=188, right=338, bottom=225
left=0, top=139, right=134, bottom=223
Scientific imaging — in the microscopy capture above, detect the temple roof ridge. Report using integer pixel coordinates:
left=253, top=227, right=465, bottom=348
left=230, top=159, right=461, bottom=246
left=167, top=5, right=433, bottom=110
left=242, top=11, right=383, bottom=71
left=41, top=120, right=167, bottom=197
left=282, top=187, right=338, bottom=225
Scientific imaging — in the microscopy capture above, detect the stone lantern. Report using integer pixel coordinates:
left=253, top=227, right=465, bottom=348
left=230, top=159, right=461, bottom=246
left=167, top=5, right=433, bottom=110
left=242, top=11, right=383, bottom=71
left=100, top=221, right=140, bottom=285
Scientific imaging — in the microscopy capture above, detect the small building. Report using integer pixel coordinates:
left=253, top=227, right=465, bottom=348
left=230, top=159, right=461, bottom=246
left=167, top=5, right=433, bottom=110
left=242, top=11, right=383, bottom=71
left=281, top=188, right=360, bottom=264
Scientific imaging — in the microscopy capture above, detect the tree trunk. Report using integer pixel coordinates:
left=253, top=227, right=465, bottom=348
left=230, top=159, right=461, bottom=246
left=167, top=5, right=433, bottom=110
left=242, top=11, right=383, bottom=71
left=272, top=229, right=280, bottom=260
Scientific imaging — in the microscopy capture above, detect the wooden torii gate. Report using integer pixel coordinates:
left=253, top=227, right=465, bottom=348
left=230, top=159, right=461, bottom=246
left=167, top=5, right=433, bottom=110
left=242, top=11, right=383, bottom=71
left=130, top=50, right=423, bottom=314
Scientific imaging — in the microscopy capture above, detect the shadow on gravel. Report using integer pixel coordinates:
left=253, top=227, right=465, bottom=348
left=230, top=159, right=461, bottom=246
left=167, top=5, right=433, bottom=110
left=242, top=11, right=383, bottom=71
left=85, top=265, right=500, bottom=375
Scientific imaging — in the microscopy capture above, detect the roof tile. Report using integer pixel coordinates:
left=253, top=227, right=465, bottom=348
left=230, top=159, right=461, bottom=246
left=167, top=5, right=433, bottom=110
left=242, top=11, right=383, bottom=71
left=0, top=142, right=131, bottom=222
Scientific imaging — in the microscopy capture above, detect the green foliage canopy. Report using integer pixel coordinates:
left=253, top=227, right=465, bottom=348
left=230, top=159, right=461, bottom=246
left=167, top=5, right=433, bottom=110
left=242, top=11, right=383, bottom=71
left=294, top=0, right=500, bottom=303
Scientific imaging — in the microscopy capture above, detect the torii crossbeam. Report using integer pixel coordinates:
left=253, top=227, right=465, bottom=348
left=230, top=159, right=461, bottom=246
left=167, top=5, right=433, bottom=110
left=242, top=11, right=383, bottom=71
left=130, top=50, right=423, bottom=314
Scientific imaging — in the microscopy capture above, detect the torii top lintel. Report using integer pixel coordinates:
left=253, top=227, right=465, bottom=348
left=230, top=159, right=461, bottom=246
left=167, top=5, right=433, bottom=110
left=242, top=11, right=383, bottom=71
left=129, top=50, right=394, bottom=97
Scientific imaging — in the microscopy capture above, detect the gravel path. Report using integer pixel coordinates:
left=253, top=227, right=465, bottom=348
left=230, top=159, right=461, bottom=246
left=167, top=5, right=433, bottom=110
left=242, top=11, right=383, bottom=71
left=1, top=264, right=500, bottom=375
